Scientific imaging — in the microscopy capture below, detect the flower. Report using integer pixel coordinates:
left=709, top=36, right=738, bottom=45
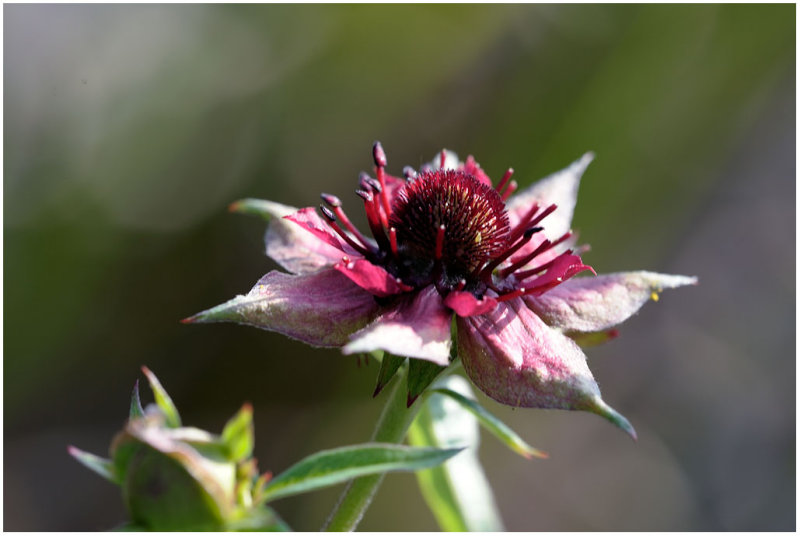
left=186, top=143, right=696, bottom=438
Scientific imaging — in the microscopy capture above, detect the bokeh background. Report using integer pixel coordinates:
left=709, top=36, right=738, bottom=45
left=4, top=4, right=795, bottom=531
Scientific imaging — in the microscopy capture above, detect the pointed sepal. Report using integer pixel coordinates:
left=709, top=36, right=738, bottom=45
left=221, top=403, right=254, bottom=462
left=129, top=380, right=145, bottom=419
left=407, top=359, right=446, bottom=407
left=373, top=354, right=406, bottom=397
left=68, top=446, right=120, bottom=484
left=141, top=366, right=181, bottom=428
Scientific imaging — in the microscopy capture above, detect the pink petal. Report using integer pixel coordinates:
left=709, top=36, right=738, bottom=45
left=457, top=297, right=636, bottom=438
left=250, top=201, right=352, bottom=274
left=383, top=173, right=407, bottom=203
left=183, top=269, right=379, bottom=347
left=284, top=207, right=348, bottom=252
left=461, top=155, right=494, bottom=187
left=334, top=258, right=413, bottom=298
left=526, top=271, right=698, bottom=333
left=344, top=286, right=453, bottom=365
left=444, top=290, right=498, bottom=317
left=505, top=153, right=594, bottom=241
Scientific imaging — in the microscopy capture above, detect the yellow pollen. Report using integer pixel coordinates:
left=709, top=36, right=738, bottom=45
left=651, top=291, right=660, bottom=302
left=475, top=231, right=482, bottom=244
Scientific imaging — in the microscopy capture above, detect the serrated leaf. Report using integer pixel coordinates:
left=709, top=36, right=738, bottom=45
left=407, top=359, right=446, bottom=407
left=259, top=443, right=463, bottom=503
left=129, top=380, right=145, bottom=420
left=431, top=387, right=547, bottom=459
left=373, top=354, right=406, bottom=397
left=409, top=376, right=504, bottom=531
left=68, top=446, right=119, bottom=484
left=141, top=367, right=181, bottom=428
left=221, top=403, right=254, bottom=462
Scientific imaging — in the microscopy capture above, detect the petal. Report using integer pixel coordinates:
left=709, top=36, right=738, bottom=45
left=444, top=290, right=498, bottom=317
left=284, top=207, right=348, bottom=252
left=505, top=152, right=594, bottom=241
left=240, top=201, right=349, bottom=274
left=344, top=286, right=453, bottom=365
left=430, top=149, right=460, bottom=171
left=461, top=155, right=494, bottom=187
left=183, top=269, right=379, bottom=347
left=334, top=258, right=413, bottom=298
left=383, top=173, right=407, bottom=203
left=457, top=298, right=636, bottom=438
left=525, top=271, right=698, bottom=333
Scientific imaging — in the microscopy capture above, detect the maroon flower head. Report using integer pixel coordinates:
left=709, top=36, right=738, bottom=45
left=187, top=143, right=697, bottom=439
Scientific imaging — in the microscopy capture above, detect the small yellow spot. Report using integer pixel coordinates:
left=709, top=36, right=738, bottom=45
left=651, top=291, right=660, bottom=302
left=474, top=231, right=482, bottom=244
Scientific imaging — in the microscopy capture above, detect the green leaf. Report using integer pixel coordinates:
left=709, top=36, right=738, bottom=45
left=68, top=445, right=119, bottom=484
left=129, top=380, right=145, bottom=420
left=409, top=375, right=504, bottom=531
left=373, top=354, right=406, bottom=397
left=407, top=359, right=446, bottom=407
left=259, top=443, right=463, bottom=503
left=221, top=403, right=254, bottom=462
left=141, top=366, right=181, bottom=428
left=431, top=387, right=547, bottom=459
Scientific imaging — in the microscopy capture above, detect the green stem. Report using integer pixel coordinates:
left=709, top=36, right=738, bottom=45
left=323, top=363, right=420, bottom=531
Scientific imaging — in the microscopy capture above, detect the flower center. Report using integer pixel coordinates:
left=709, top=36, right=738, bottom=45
left=389, top=170, right=509, bottom=285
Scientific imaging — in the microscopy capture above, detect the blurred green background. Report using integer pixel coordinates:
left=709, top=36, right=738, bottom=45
left=4, top=4, right=795, bottom=531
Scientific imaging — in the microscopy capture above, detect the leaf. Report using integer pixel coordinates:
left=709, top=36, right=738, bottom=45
left=259, top=443, right=463, bottom=503
left=141, top=366, right=181, bottom=428
left=407, top=358, right=446, bottom=407
left=408, top=376, right=504, bottom=531
left=68, top=445, right=119, bottom=484
left=129, top=380, right=145, bottom=420
left=373, top=354, right=406, bottom=397
left=431, top=387, right=547, bottom=459
left=221, top=403, right=254, bottom=462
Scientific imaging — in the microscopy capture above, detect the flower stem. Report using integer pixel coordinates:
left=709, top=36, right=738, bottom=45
left=322, top=363, right=421, bottom=531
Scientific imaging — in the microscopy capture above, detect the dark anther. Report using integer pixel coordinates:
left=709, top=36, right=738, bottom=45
left=320, top=193, right=342, bottom=207
left=372, top=141, right=387, bottom=167
left=522, top=226, right=544, bottom=239
left=403, top=166, right=417, bottom=180
left=319, top=205, right=336, bottom=221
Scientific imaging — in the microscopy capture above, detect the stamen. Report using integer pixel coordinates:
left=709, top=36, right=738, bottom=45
left=322, top=193, right=373, bottom=250
left=403, top=166, right=417, bottom=181
left=515, top=249, right=574, bottom=281
left=360, top=191, right=390, bottom=250
left=496, top=287, right=525, bottom=303
left=528, top=203, right=558, bottom=228
left=478, top=226, right=541, bottom=280
left=499, top=238, right=552, bottom=278
left=319, top=205, right=371, bottom=256
left=435, top=224, right=445, bottom=260
left=373, top=141, right=392, bottom=226
left=495, top=168, right=514, bottom=193
left=500, top=180, right=518, bottom=201
left=507, top=202, right=540, bottom=243
left=389, top=227, right=398, bottom=256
